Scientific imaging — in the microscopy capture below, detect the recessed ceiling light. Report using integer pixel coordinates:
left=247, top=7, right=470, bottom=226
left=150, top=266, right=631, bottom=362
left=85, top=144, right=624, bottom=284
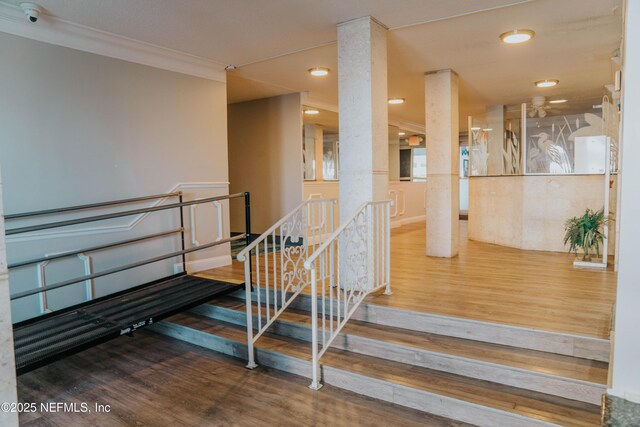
left=398, top=131, right=406, bottom=136
left=304, top=109, right=320, bottom=115
left=499, top=29, right=535, bottom=44
left=308, top=67, right=330, bottom=77
left=535, top=79, right=559, bottom=88
left=483, top=128, right=493, bottom=132
left=388, top=98, right=405, bottom=105
left=549, top=99, right=567, bottom=104
left=470, top=127, right=481, bottom=131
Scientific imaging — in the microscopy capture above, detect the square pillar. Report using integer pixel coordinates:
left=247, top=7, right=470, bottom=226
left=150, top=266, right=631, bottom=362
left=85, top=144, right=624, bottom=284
left=337, top=16, right=388, bottom=221
left=605, top=0, right=640, bottom=423
left=0, top=169, right=18, bottom=427
left=425, top=69, right=459, bottom=257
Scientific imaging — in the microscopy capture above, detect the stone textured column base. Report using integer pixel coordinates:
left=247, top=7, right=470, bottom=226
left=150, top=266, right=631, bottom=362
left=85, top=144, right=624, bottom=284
left=603, top=394, right=640, bottom=426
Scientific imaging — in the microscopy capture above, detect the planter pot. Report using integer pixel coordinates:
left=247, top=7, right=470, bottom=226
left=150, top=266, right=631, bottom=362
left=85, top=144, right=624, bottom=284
left=573, top=257, right=607, bottom=269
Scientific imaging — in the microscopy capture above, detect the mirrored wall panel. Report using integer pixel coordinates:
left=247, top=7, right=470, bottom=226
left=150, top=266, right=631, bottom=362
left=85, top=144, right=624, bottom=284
left=302, top=106, right=339, bottom=181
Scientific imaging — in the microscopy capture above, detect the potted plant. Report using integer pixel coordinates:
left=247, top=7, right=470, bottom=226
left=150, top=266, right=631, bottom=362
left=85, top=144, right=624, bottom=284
left=563, top=208, right=607, bottom=265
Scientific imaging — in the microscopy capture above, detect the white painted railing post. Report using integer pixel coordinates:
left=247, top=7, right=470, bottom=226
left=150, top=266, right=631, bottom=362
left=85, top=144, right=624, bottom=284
left=385, top=201, right=392, bottom=296
left=309, top=266, right=322, bottom=390
left=244, top=259, right=257, bottom=369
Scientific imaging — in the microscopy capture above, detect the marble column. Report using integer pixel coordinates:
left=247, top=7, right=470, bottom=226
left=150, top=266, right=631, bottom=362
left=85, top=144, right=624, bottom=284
left=0, top=170, right=18, bottom=427
left=425, top=69, right=459, bottom=257
left=337, top=16, right=388, bottom=222
left=605, top=0, right=640, bottom=424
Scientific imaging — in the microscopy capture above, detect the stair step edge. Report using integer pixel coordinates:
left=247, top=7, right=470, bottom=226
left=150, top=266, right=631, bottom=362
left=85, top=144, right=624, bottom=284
left=153, top=319, right=571, bottom=427
left=230, top=289, right=610, bottom=362
left=188, top=304, right=606, bottom=405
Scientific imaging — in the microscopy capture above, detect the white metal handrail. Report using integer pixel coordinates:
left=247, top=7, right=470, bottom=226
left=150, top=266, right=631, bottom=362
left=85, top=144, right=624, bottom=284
left=238, top=198, right=337, bottom=369
left=304, top=200, right=391, bottom=390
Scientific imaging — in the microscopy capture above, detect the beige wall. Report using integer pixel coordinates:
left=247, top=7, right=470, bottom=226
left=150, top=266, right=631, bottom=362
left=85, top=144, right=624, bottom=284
left=389, top=181, right=427, bottom=227
left=0, top=34, right=230, bottom=321
left=228, top=94, right=304, bottom=233
left=469, top=175, right=617, bottom=254
left=303, top=180, right=427, bottom=229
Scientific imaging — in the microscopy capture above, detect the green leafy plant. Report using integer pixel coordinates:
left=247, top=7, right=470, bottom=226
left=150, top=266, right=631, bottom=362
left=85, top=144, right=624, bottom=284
left=563, top=208, right=607, bottom=261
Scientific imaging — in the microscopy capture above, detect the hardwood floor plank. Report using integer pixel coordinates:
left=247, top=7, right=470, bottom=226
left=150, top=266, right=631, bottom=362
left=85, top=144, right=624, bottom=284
left=209, top=220, right=616, bottom=338
left=18, top=331, right=470, bottom=427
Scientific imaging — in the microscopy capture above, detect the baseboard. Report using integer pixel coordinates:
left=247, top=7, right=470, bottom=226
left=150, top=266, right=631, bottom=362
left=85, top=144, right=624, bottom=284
left=391, top=215, right=425, bottom=229
left=174, top=254, right=231, bottom=274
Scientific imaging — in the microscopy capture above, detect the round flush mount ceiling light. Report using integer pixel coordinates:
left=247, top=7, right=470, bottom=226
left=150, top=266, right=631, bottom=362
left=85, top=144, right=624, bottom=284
left=470, top=126, right=481, bottom=131
left=549, top=99, right=567, bottom=104
left=483, top=128, right=493, bottom=132
left=499, top=29, right=535, bottom=44
left=535, top=79, right=559, bottom=88
left=304, top=109, right=320, bottom=115
left=398, top=131, right=406, bottom=136
left=308, top=67, right=330, bottom=77
left=388, top=98, right=405, bottom=105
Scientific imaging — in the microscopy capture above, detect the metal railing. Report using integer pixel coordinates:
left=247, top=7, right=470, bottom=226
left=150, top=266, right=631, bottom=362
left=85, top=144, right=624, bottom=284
left=304, top=200, right=391, bottom=390
left=5, top=192, right=251, bottom=313
left=237, top=198, right=337, bottom=369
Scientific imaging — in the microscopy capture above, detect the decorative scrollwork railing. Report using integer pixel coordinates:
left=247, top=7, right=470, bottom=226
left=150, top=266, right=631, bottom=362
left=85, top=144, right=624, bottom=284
left=303, top=200, right=391, bottom=390
left=237, top=198, right=337, bottom=369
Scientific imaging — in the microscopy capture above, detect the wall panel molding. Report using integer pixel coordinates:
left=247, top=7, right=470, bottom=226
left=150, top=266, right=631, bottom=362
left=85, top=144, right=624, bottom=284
left=6, top=182, right=230, bottom=242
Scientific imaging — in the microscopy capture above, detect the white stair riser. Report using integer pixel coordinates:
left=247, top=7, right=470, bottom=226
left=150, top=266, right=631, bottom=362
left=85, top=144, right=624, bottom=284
left=232, top=289, right=610, bottom=362
left=192, top=304, right=604, bottom=405
left=153, top=321, right=559, bottom=427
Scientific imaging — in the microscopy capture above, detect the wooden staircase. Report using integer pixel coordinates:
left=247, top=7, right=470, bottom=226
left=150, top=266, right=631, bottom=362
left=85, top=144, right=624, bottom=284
left=153, top=289, right=607, bottom=427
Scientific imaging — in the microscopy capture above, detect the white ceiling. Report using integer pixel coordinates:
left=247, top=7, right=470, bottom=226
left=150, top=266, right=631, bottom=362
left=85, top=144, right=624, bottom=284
left=229, top=0, right=623, bottom=129
left=10, top=0, right=623, bottom=131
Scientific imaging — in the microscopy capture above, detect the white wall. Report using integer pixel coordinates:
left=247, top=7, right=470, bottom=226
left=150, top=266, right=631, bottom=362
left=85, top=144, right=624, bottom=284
left=0, top=34, right=230, bottom=321
left=469, top=175, right=617, bottom=253
left=228, top=94, right=304, bottom=233
left=609, top=0, right=640, bottom=404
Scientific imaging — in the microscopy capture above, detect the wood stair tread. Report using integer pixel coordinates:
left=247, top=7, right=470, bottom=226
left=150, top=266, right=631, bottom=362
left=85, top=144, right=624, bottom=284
left=164, top=312, right=602, bottom=427
left=204, top=296, right=608, bottom=385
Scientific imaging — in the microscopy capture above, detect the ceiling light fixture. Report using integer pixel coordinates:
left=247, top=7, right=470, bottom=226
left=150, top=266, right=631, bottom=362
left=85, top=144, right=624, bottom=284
left=499, top=29, right=535, bottom=44
left=388, top=98, right=405, bottom=105
left=483, top=128, right=493, bottom=132
left=304, top=109, right=320, bottom=115
left=398, top=131, right=406, bottom=136
left=308, top=67, right=330, bottom=77
left=549, top=99, right=567, bottom=104
left=470, top=127, right=481, bottom=131
left=535, top=79, right=559, bottom=88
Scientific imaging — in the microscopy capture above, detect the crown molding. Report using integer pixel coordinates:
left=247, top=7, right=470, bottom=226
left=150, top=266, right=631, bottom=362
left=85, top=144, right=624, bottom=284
left=0, top=1, right=227, bottom=82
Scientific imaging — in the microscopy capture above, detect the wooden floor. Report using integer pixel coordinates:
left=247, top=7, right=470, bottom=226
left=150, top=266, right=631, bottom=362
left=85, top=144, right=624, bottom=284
left=17, top=331, right=470, bottom=427
left=208, top=221, right=617, bottom=339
